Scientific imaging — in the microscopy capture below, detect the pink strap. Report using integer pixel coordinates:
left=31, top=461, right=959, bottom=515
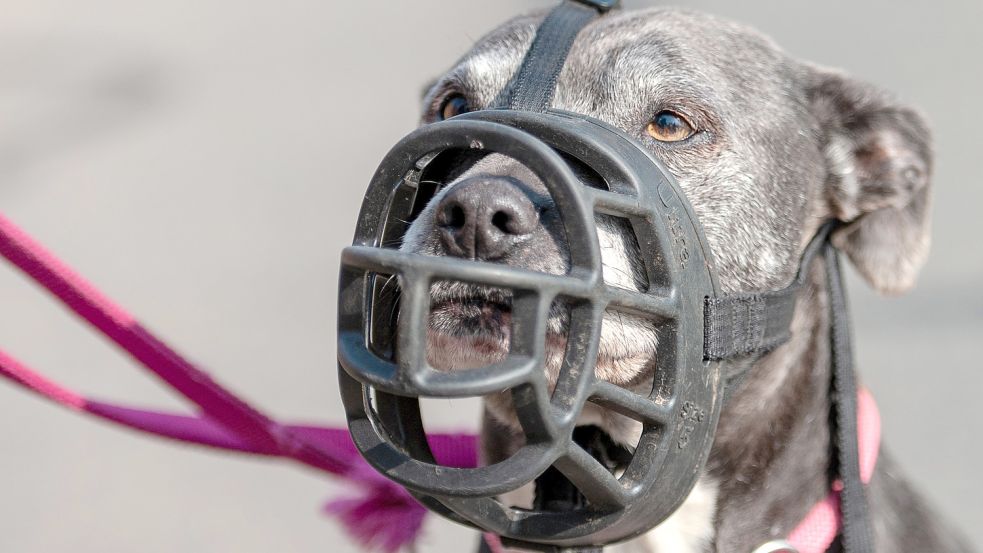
left=483, top=532, right=507, bottom=553
left=787, top=388, right=881, bottom=553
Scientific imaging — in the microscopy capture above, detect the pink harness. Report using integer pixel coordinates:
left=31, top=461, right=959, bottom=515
left=0, top=213, right=879, bottom=553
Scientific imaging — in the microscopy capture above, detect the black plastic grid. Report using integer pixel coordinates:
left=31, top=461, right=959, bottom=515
left=337, top=110, right=726, bottom=549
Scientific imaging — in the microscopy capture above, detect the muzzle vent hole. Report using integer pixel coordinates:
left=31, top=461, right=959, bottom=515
left=418, top=396, right=484, bottom=465
left=594, top=213, right=650, bottom=293
left=367, top=271, right=400, bottom=361
left=559, top=151, right=609, bottom=191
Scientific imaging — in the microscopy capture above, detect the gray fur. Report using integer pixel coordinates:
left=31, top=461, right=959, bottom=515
left=399, top=7, right=969, bottom=552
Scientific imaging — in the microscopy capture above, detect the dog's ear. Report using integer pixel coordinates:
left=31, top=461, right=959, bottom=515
left=806, top=67, right=933, bottom=295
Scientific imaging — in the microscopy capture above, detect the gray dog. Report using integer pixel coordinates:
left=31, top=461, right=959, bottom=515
left=398, top=6, right=971, bottom=553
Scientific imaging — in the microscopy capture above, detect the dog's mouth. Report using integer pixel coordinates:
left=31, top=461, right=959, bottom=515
left=426, top=283, right=519, bottom=346
left=424, top=281, right=659, bottom=388
left=533, top=425, right=634, bottom=512
left=429, top=295, right=513, bottom=338
left=423, top=285, right=517, bottom=369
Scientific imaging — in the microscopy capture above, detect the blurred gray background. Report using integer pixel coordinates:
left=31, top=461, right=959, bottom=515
left=1, top=0, right=980, bottom=551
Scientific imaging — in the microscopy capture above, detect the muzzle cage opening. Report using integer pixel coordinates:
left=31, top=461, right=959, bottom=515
left=337, top=110, right=727, bottom=548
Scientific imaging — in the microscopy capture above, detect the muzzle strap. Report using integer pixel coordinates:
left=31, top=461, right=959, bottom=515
left=498, top=0, right=618, bottom=112
left=703, top=291, right=797, bottom=361
left=704, top=224, right=832, bottom=364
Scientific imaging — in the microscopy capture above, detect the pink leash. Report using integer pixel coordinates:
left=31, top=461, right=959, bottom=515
left=0, top=213, right=474, bottom=552
left=0, top=212, right=879, bottom=553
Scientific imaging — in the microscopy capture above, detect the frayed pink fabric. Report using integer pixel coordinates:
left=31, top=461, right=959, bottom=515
left=325, top=464, right=429, bottom=552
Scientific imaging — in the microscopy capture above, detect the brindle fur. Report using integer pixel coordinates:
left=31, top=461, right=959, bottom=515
left=398, top=7, right=971, bottom=552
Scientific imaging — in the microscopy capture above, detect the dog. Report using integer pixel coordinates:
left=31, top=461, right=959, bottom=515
left=397, top=6, right=972, bottom=552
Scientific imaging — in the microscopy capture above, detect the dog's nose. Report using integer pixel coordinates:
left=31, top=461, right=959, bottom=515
left=435, top=176, right=539, bottom=261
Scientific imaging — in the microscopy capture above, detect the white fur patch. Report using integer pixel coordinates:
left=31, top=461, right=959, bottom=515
left=597, top=217, right=644, bottom=291
left=610, top=477, right=718, bottom=553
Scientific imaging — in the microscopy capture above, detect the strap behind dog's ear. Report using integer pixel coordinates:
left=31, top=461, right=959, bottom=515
left=710, top=232, right=875, bottom=553
left=825, top=239, right=876, bottom=553
left=495, top=0, right=618, bottom=112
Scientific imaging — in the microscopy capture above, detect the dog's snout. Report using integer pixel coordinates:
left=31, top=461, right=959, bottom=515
left=435, top=176, right=538, bottom=261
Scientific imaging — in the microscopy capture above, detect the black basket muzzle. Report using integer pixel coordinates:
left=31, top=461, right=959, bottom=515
left=337, top=108, right=726, bottom=549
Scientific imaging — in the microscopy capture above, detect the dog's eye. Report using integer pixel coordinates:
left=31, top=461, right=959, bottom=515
left=438, top=94, right=471, bottom=120
left=646, top=111, right=695, bottom=142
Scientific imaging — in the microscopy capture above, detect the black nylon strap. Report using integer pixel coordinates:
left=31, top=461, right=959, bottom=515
left=704, top=289, right=797, bottom=361
left=825, top=244, right=876, bottom=553
left=498, top=1, right=609, bottom=112
left=704, top=224, right=832, bottom=362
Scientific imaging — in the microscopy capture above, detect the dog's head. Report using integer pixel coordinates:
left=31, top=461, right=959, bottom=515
left=400, top=8, right=932, bottom=446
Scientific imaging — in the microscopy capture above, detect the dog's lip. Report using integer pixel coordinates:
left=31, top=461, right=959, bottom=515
left=428, top=284, right=514, bottom=323
left=428, top=283, right=512, bottom=310
left=427, top=292, right=514, bottom=343
left=430, top=296, right=512, bottom=314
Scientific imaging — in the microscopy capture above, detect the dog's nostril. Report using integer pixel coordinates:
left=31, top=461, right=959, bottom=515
left=491, top=211, right=511, bottom=233
left=445, top=204, right=467, bottom=229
